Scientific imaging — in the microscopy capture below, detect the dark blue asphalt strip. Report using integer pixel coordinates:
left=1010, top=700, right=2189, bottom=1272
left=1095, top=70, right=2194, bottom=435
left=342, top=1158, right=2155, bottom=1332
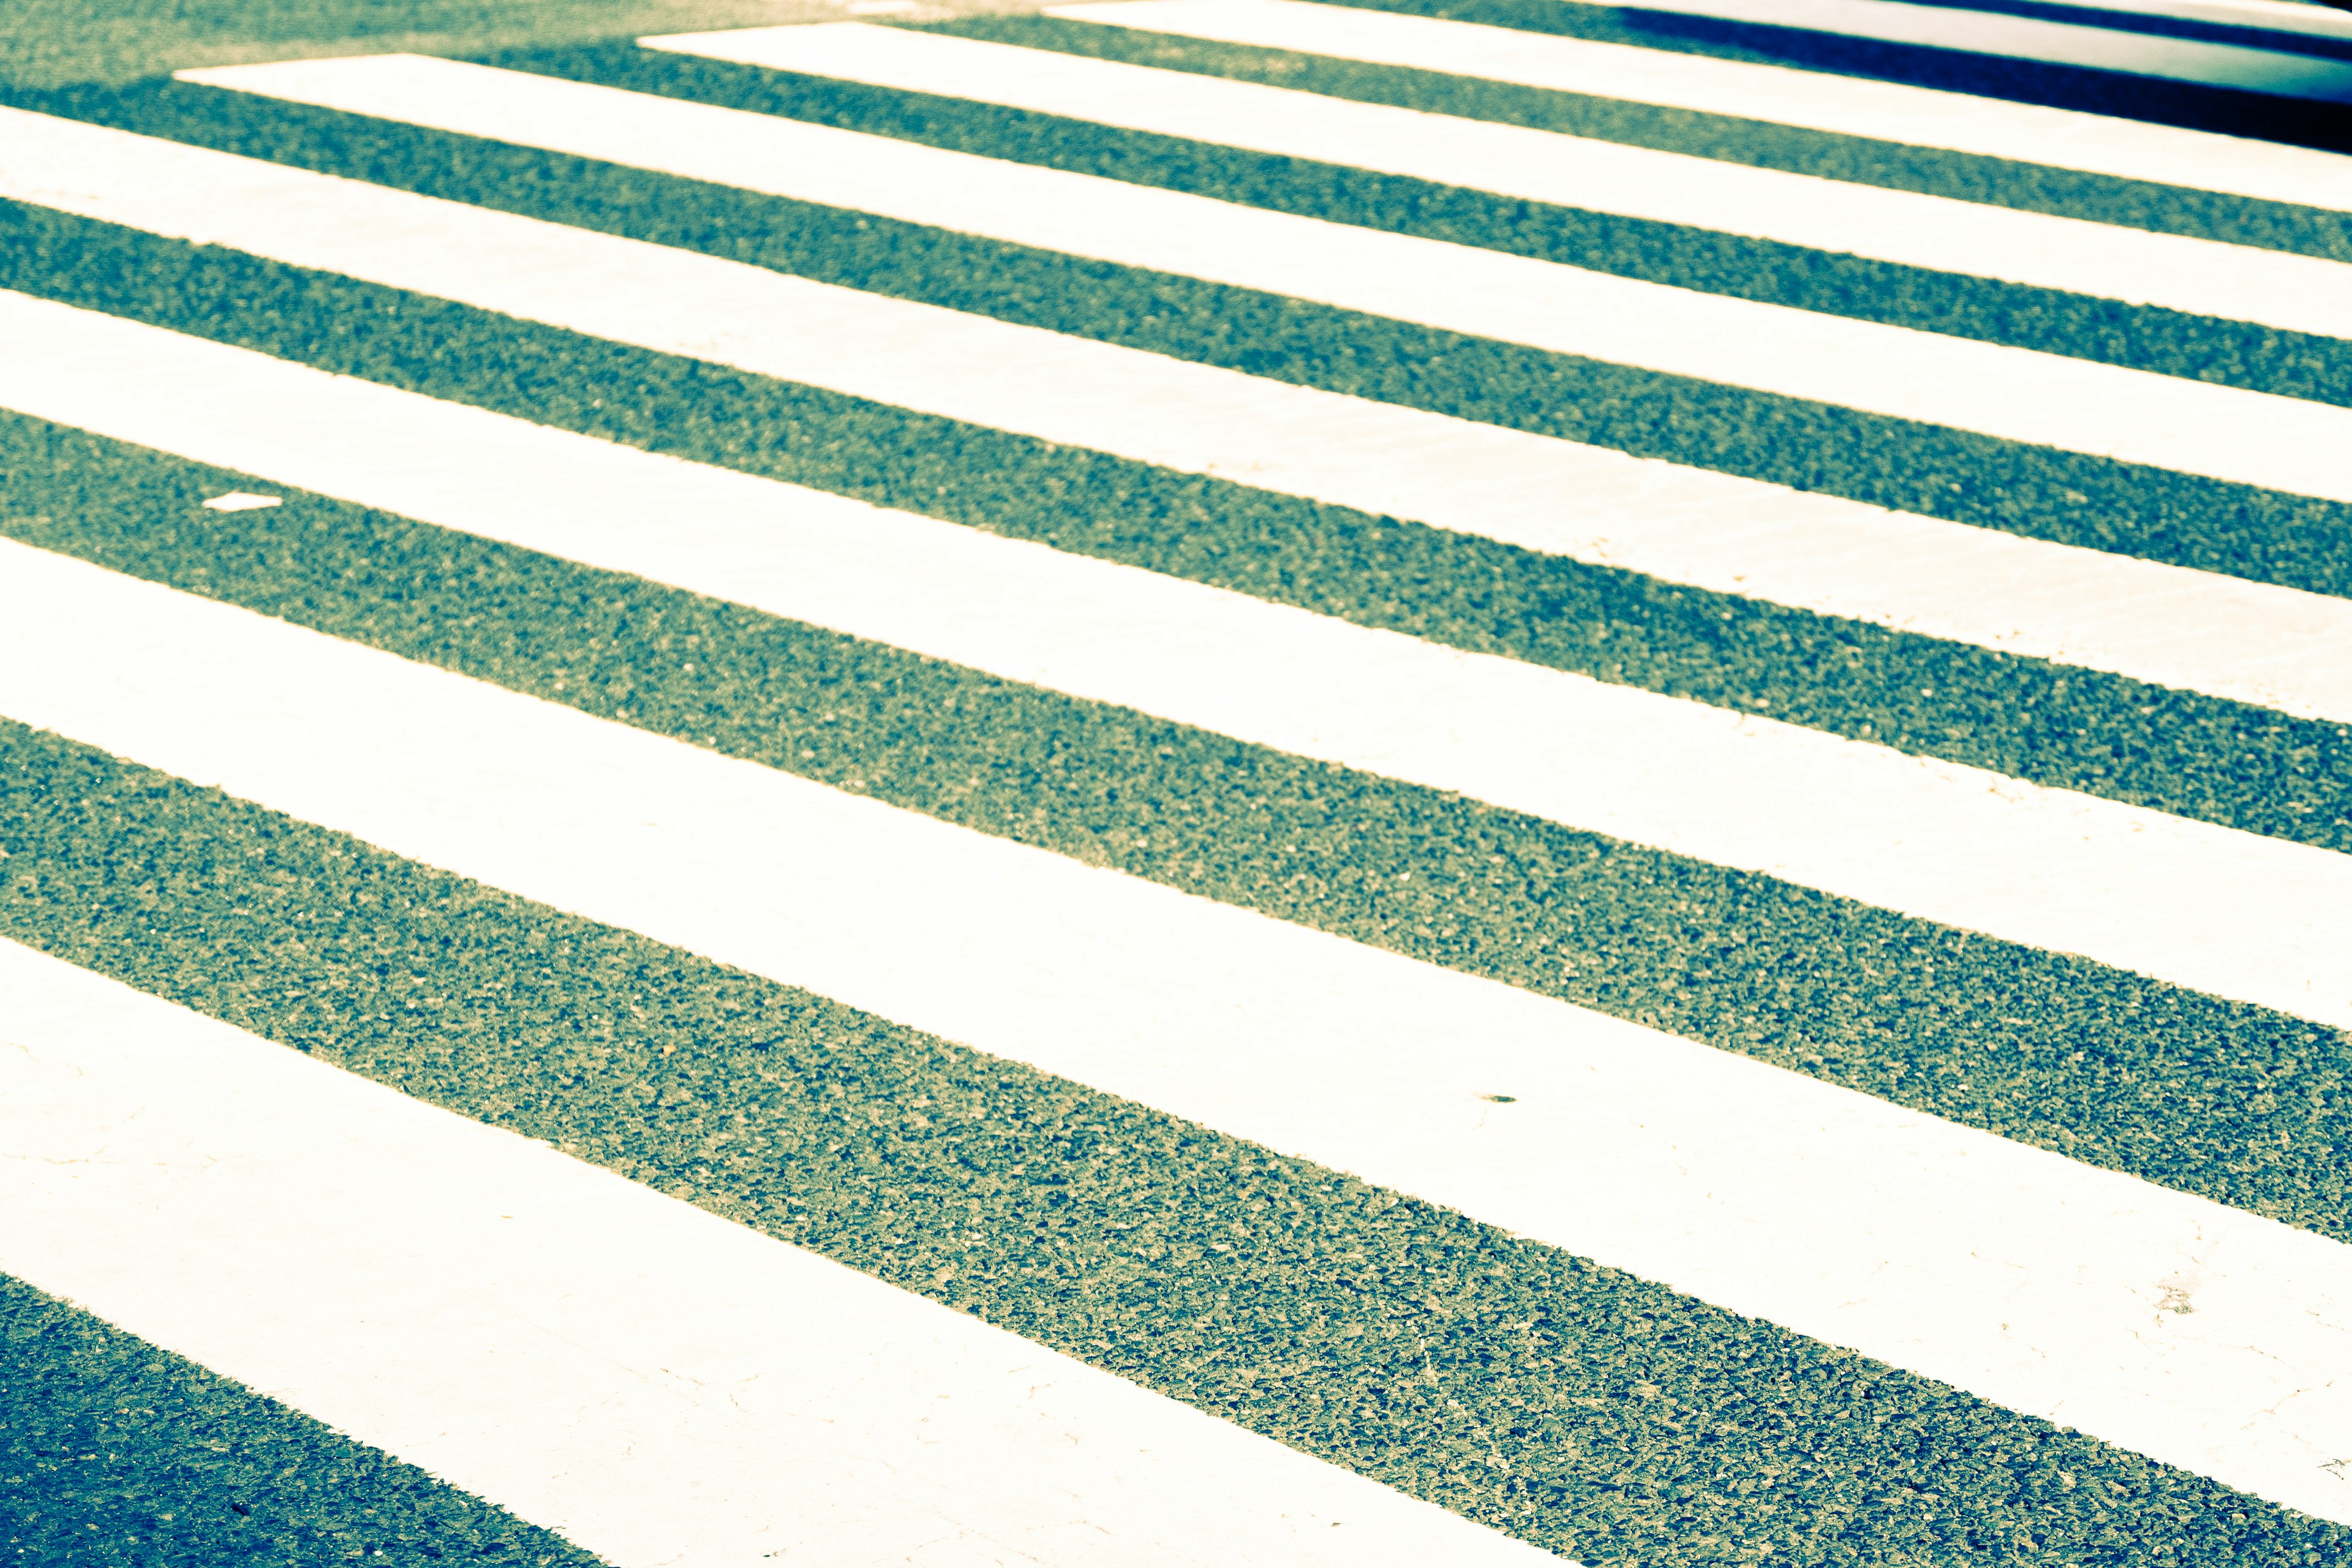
left=0, top=1273, right=606, bottom=1566
left=6, top=206, right=2350, bottom=865
left=921, top=12, right=2352, bottom=262
left=1325, top=0, right=2352, bottom=150
left=1908, top=0, right=2352, bottom=60
left=3, top=725, right=2345, bottom=1567
left=5, top=409, right=2348, bottom=1245
left=1599, top=1, right=2352, bottom=104
left=0, top=0, right=861, bottom=92
left=1595, top=0, right=2352, bottom=103
left=15, top=81, right=2352, bottom=613
left=495, top=39, right=2352, bottom=408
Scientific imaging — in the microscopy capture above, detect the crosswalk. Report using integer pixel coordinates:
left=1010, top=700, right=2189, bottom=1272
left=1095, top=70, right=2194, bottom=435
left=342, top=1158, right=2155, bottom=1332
left=1531, top=0, right=2352, bottom=100
left=2, top=0, right=2351, bottom=1561
left=1035, top=0, right=2352, bottom=202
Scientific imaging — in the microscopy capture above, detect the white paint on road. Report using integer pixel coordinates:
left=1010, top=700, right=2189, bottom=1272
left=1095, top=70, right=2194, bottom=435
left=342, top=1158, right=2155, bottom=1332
left=4, top=545, right=2352, bottom=1524
left=1052, top=0, right=2352, bottom=214
left=644, top=21, right=2352, bottom=341
left=0, top=940, right=1553, bottom=1568
left=8, top=291, right=2352, bottom=1028
left=166, top=55, right=2352, bottom=504
left=15, top=111, right=2352, bottom=717
left=1545, top=0, right=2352, bottom=100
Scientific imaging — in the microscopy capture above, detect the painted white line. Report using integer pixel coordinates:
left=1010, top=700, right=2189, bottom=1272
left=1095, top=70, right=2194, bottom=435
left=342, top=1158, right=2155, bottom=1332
left=166, top=55, right=2352, bottom=507
left=18, top=111, right=2352, bottom=606
left=639, top=23, right=2352, bottom=342
left=10, top=129, right=2352, bottom=711
left=1554, top=0, right=2352, bottom=99
left=2042, top=0, right=2352, bottom=43
left=0, top=941, right=1550, bottom=1568
left=1050, top=0, right=2352, bottom=214
left=10, top=126, right=2348, bottom=710
left=4, top=549, right=2352, bottom=1523
left=12, top=288, right=2352, bottom=1022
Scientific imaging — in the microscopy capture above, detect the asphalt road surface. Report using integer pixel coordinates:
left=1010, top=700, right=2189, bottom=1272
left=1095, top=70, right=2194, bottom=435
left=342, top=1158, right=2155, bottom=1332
left=4, top=0, right=2352, bottom=1562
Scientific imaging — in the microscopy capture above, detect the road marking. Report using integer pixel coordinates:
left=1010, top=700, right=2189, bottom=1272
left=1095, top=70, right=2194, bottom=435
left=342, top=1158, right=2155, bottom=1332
left=10, top=293, right=2352, bottom=1027
left=10, top=132, right=2348, bottom=696
left=2037, top=0, right=2352, bottom=42
left=169, top=55, right=2352, bottom=505
left=14, top=291, right=2352, bottom=727
left=1050, top=0, right=2352, bottom=214
left=641, top=23, right=2352, bottom=342
left=0, top=939, right=1550, bottom=1568
left=3, top=544, right=2351, bottom=1522
left=1552, top=0, right=2352, bottom=99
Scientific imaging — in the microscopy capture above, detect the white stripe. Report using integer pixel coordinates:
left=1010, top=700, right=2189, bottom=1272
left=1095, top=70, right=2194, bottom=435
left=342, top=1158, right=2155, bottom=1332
left=9, top=123, right=2347, bottom=722
left=9, top=129, right=2352, bottom=717
left=0, top=941, right=1545, bottom=1568
left=2, top=546, right=2351, bottom=1523
left=168, top=54, right=2352, bottom=506
left=11, top=288, right=2352, bottom=1025
left=2081, top=0, right=2352, bottom=36
left=639, top=23, right=2352, bottom=343
left=1555, top=0, right=2352, bottom=98
left=2045, top=0, right=2352, bottom=42
left=1051, top=0, right=2352, bottom=214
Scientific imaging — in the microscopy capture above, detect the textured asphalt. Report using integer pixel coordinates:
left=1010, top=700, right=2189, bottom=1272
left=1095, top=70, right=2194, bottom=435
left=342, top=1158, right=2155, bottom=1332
left=1332, top=0, right=2352, bottom=154
left=0, top=0, right=883, bottom=91
left=3, top=3, right=2350, bottom=1562
left=532, top=31, right=2352, bottom=402
left=6, top=722, right=2348, bottom=1565
left=4, top=408, right=2350, bottom=1242
left=24, top=66, right=2352, bottom=600
left=927, top=11, right=2352, bottom=258
left=1877, top=0, right=2352, bottom=59
left=0, top=1275, right=600, bottom=1564
left=6, top=195, right=2350, bottom=859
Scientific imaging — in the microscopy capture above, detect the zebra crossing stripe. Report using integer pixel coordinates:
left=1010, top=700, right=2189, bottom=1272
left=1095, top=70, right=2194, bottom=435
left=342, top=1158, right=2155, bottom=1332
left=9, top=292, right=2352, bottom=1028
left=10, top=136, right=2350, bottom=723
left=21, top=377, right=2352, bottom=1224
left=639, top=20, right=2352, bottom=341
left=0, top=1272, right=603, bottom=1561
left=12, top=711, right=2343, bottom=1558
left=0, top=939, right=1545, bottom=1567
left=9, top=14, right=2352, bottom=1550
left=1049, top=0, right=2352, bottom=213
left=2, top=538, right=2350, bottom=1524
left=1546, top=0, right=2352, bottom=99
left=2052, top=0, right=2352, bottom=42
left=12, top=288, right=2352, bottom=733
left=164, top=53, right=2352, bottom=503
